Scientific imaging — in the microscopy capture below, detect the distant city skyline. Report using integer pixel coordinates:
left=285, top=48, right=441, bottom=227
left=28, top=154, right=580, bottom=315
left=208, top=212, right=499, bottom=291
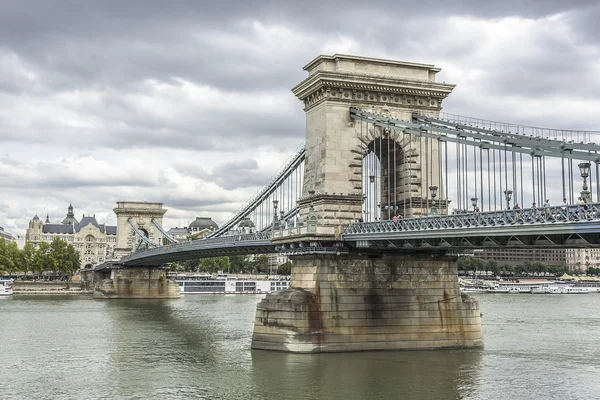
left=2, top=1, right=600, bottom=236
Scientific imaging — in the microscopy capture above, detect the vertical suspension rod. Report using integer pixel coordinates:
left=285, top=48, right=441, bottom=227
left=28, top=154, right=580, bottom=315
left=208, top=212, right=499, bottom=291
left=493, top=149, right=497, bottom=211
left=520, top=153, right=523, bottom=208
left=480, top=146, right=483, bottom=211
left=425, top=135, right=429, bottom=216
left=561, top=151, right=566, bottom=202
left=444, top=140, right=448, bottom=215
left=456, top=141, right=462, bottom=210
left=531, top=155, right=536, bottom=206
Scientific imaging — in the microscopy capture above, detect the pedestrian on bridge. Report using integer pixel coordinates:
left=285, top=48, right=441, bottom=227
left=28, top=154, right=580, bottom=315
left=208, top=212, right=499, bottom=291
left=560, top=198, right=569, bottom=219
left=576, top=197, right=586, bottom=219
left=543, top=199, right=550, bottom=208
left=543, top=199, right=551, bottom=219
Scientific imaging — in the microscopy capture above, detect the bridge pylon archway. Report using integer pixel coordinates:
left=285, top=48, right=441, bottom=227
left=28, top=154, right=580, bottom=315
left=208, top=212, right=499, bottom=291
left=291, top=54, right=453, bottom=231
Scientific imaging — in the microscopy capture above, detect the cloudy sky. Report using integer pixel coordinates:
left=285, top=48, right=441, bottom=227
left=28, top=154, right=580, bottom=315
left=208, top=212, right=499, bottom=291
left=2, top=0, right=600, bottom=236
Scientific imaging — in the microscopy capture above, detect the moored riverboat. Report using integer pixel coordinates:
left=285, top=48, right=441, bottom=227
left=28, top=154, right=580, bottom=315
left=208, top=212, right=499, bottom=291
left=173, top=274, right=290, bottom=294
left=460, top=278, right=543, bottom=294
left=531, top=285, right=589, bottom=294
left=0, top=278, right=14, bottom=296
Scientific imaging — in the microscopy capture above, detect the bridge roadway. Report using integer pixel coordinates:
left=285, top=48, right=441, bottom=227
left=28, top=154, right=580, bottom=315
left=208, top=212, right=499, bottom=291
left=119, top=203, right=600, bottom=267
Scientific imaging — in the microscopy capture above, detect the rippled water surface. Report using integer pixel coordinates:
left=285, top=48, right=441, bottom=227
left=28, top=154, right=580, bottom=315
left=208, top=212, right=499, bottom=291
left=1, top=294, right=599, bottom=400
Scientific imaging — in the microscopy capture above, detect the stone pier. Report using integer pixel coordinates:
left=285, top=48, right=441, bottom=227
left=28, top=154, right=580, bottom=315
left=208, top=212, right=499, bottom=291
left=252, top=253, right=482, bottom=352
left=93, top=266, right=180, bottom=299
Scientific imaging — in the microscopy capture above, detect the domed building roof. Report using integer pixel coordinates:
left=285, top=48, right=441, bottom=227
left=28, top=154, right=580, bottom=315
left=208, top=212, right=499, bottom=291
left=61, top=203, right=79, bottom=225
left=189, top=217, right=218, bottom=231
left=32, top=214, right=40, bottom=222
left=238, top=217, right=255, bottom=228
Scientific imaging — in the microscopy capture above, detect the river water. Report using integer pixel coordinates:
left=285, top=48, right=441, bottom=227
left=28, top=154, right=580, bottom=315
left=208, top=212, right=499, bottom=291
left=1, top=293, right=599, bottom=400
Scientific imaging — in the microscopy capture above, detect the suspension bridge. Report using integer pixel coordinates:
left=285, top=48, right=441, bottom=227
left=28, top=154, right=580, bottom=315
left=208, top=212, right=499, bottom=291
left=120, top=106, right=600, bottom=266
left=96, top=54, right=600, bottom=353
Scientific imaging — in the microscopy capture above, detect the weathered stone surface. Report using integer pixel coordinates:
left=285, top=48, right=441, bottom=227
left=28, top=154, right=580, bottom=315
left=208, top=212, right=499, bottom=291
left=93, top=267, right=180, bottom=299
left=251, top=253, right=483, bottom=353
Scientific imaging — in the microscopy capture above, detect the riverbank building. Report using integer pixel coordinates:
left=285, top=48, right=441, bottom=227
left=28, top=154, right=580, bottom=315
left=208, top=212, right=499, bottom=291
left=25, top=204, right=118, bottom=269
left=0, top=224, right=15, bottom=243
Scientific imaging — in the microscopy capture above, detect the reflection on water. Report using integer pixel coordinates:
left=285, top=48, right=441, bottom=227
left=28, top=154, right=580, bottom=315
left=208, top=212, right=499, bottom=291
left=1, top=294, right=600, bottom=399
left=251, top=349, right=483, bottom=400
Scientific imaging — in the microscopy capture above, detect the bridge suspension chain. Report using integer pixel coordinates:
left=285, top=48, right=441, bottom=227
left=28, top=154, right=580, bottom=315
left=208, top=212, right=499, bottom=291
left=127, top=218, right=159, bottom=250
left=209, top=141, right=306, bottom=238
left=151, top=218, right=179, bottom=244
left=351, top=107, right=600, bottom=218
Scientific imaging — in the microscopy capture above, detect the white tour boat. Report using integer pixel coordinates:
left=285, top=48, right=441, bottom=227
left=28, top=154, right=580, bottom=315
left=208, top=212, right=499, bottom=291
left=173, top=274, right=290, bottom=294
left=531, top=285, right=589, bottom=294
left=460, top=279, right=542, bottom=294
left=0, top=278, right=14, bottom=296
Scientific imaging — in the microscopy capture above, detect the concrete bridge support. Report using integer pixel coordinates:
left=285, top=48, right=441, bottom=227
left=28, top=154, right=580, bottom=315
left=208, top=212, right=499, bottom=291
left=251, top=253, right=482, bottom=352
left=93, top=266, right=180, bottom=299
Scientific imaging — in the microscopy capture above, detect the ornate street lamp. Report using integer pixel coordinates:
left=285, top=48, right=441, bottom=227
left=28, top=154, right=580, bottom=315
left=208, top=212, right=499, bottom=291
left=272, top=200, right=279, bottom=229
left=471, top=197, right=478, bottom=212
left=369, top=170, right=375, bottom=183
left=429, top=186, right=438, bottom=215
left=503, top=190, right=513, bottom=210
left=579, top=162, right=591, bottom=201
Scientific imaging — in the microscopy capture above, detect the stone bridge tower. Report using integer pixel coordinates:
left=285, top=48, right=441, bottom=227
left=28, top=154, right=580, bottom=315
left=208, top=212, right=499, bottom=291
left=292, top=54, right=454, bottom=229
left=94, top=201, right=179, bottom=300
left=113, top=201, right=167, bottom=259
left=252, top=55, right=482, bottom=353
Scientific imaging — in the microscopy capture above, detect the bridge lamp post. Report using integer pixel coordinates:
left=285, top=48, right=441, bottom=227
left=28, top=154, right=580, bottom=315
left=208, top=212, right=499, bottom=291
left=470, top=197, right=478, bottom=212
left=578, top=162, right=591, bottom=202
left=272, top=200, right=279, bottom=229
left=429, top=186, right=438, bottom=215
left=503, top=190, right=513, bottom=210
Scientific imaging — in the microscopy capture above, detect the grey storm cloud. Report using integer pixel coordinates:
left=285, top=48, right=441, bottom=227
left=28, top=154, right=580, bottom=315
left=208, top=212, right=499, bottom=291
left=2, top=0, right=600, bottom=236
left=175, top=158, right=274, bottom=190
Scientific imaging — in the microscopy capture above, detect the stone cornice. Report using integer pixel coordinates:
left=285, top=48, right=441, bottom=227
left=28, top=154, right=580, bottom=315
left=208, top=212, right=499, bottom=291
left=297, top=193, right=363, bottom=206
left=292, top=70, right=455, bottom=112
left=292, top=70, right=454, bottom=100
left=302, top=54, right=441, bottom=73
left=113, top=208, right=167, bottom=216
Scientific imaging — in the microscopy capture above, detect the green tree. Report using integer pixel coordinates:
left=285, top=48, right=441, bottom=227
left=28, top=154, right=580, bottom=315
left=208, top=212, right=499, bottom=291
left=46, top=238, right=79, bottom=279
left=33, top=242, right=51, bottom=278
left=276, top=261, right=292, bottom=276
left=250, top=254, right=269, bottom=274
left=198, top=256, right=230, bottom=273
left=485, top=260, right=500, bottom=276
left=49, top=237, right=69, bottom=278
left=6, top=241, right=21, bottom=277
left=180, top=259, right=200, bottom=272
left=0, top=238, right=14, bottom=275
left=20, top=243, right=36, bottom=277
left=587, top=267, right=600, bottom=275
left=229, top=255, right=251, bottom=273
left=64, top=242, right=81, bottom=276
